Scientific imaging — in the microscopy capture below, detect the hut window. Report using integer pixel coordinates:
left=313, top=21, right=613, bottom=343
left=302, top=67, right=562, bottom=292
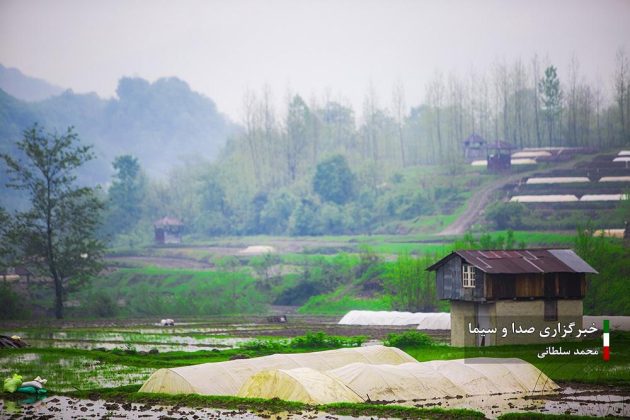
left=462, top=264, right=476, bottom=288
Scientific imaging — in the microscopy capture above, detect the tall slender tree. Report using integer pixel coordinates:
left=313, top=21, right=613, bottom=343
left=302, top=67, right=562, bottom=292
left=539, top=66, right=563, bottom=146
left=1, top=125, right=104, bottom=319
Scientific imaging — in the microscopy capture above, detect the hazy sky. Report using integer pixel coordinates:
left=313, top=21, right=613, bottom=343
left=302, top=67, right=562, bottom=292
left=1, top=0, right=629, bottom=121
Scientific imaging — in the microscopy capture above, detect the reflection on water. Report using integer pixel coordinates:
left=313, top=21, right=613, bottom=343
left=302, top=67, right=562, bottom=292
left=7, top=328, right=255, bottom=352
left=411, top=386, right=630, bottom=418
left=0, top=353, right=154, bottom=392
left=0, top=397, right=374, bottom=420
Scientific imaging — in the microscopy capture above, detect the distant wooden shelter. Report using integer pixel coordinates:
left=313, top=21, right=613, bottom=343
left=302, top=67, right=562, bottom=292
left=154, top=217, right=184, bottom=244
left=462, top=134, right=487, bottom=161
left=1, top=266, right=32, bottom=283
left=486, top=140, right=515, bottom=172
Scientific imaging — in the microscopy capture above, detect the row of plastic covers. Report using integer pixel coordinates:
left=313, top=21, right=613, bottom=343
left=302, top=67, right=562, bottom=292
left=337, top=310, right=451, bottom=329
left=510, top=194, right=627, bottom=202
left=139, top=345, right=558, bottom=405
left=238, top=358, right=559, bottom=404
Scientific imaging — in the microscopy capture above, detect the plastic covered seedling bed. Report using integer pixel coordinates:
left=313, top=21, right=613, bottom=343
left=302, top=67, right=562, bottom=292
left=338, top=310, right=450, bottom=329
left=512, top=151, right=552, bottom=158
left=599, top=176, right=630, bottom=182
left=511, top=158, right=537, bottom=165
left=593, top=229, right=626, bottom=238
left=471, top=160, right=487, bottom=166
left=618, top=150, right=630, bottom=156
left=613, top=157, right=630, bottom=162
left=580, top=194, right=626, bottom=201
left=510, top=195, right=578, bottom=203
left=526, top=177, right=589, bottom=184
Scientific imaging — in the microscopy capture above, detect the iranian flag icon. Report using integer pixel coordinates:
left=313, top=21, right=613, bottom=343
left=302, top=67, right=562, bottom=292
left=603, top=319, right=610, bottom=361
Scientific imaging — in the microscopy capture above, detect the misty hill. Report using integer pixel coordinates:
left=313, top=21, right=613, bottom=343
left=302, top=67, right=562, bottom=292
left=0, top=64, right=64, bottom=102
left=0, top=75, right=238, bottom=185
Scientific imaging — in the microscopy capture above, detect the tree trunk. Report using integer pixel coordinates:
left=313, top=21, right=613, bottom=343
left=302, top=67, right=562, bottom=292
left=46, top=178, right=63, bottom=319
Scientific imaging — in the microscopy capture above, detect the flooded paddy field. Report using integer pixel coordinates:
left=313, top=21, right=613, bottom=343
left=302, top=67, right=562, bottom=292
left=1, top=385, right=628, bottom=419
left=0, top=397, right=377, bottom=420
left=1, top=315, right=448, bottom=353
left=1, top=316, right=628, bottom=418
left=410, top=384, right=630, bottom=418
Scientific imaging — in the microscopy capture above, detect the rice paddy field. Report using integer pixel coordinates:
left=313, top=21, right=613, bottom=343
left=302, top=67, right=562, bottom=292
left=1, top=316, right=629, bottom=419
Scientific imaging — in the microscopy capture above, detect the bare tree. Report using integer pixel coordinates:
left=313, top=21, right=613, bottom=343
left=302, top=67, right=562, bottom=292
left=567, top=55, right=580, bottom=146
left=531, top=55, right=543, bottom=147
left=426, top=72, right=445, bottom=162
left=392, top=81, right=407, bottom=167
left=242, top=90, right=262, bottom=186
left=614, top=48, right=629, bottom=142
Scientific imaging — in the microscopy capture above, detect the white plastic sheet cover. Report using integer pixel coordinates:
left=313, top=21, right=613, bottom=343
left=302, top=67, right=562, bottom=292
left=580, top=194, right=626, bottom=201
left=338, top=310, right=450, bottom=329
left=138, top=345, right=416, bottom=395
left=237, top=367, right=363, bottom=404
left=240, top=358, right=558, bottom=404
left=526, top=177, right=589, bottom=184
left=510, top=195, right=578, bottom=203
left=512, top=151, right=552, bottom=158
left=511, top=158, right=537, bottom=165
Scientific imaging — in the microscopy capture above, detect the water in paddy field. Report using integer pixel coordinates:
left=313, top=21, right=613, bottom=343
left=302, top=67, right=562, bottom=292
left=409, top=385, right=630, bottom=418
left=0, top=398, right=377, bottom=420
left=0, top=353, right=155, bottom=392
left=6, top=328, right=256, bottom=352
left=0, top=389, right=628, bottom=419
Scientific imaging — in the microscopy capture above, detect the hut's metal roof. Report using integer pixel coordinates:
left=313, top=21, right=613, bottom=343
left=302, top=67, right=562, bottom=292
left=462, top=133, right=486, bottom=145
left=426, top=249, right=598, bottom=274
left=485, top=140, right=515, bottom=150
left=154, top=217, right=184, bottom=227
left=0, top=266, right=32, bottom=276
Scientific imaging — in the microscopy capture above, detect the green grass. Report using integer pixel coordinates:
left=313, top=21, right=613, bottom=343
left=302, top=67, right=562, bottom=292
left=70, top=267, right=269, bottom=317
left=298, top=294, right=391, bottom=315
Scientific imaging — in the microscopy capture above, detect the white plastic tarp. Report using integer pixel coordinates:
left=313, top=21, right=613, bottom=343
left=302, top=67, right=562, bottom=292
left=510, top=195, right=578, bottom=203
left=338, top=310, right=450, bottom=329
left=239, top=358, right=558, bottom=404
left=526, top=177, right=589, bottom=184
left=138, top=345, right=416, bottom=395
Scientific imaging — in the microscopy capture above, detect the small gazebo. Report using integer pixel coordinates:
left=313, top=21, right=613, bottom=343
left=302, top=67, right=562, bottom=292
left=154, top=217, right=184, bottom=244
left=462, top=133, right=487, bottom=161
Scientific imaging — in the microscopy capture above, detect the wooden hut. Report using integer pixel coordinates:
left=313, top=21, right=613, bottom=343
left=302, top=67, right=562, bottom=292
left=1, top=266, right=32, bottom=283
left=462, top=134, right=487, bottom=161
left=427, top=249, right=597, bottom=347
left=154, top=217, right=184, bottom=244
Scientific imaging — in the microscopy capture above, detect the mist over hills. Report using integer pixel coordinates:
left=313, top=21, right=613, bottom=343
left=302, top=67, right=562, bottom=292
left=0, top=64, right=65, bottom=102
left=0, top=66, right=238, bottom=191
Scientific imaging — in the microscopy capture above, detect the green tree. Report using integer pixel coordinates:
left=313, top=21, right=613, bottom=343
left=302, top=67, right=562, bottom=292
left=1, top=124, right=104, bottom=319
left=539, top=66, right=563, bottom=146
left=106, top=155, right=145, bottom=236
left=386, top=253, right=438, bottom=312
left=313, top=154, right=355, bottom=205
left=485, top=201, right=525, bottom=229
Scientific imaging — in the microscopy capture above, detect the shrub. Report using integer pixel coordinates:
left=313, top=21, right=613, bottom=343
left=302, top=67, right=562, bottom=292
left=289, top=332, right=365, bottom=349
left=240, top=339, right=286, bottom=351
left=92, top=291, right=118, bottom=318
left=385, top=331, right=433, bottom=347
left=0, top=284, right=28, bottom=319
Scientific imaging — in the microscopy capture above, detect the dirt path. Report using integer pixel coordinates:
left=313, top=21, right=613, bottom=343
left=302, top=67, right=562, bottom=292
left=437, top=156, right=591, bottom=236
